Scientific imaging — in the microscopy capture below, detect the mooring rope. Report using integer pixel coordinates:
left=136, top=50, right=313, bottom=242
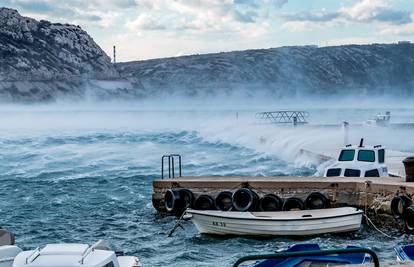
left=167, top=211, right=186, bottom=237
left=363, top=213, right=397, bottom=239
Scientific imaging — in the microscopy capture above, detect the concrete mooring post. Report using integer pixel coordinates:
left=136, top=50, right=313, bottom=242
left=343, top=121, right=349, bottom=145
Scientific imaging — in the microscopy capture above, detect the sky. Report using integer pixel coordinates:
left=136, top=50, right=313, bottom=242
left=1, top=0, right=414, bottom=62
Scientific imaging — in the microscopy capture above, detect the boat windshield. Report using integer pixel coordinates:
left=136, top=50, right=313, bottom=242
left=358, top=150, right=375, bottom=162
left=339, top=150, right=355, bottom=161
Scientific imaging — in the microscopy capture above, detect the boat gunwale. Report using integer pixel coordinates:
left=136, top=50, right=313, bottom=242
left=186, top=208, right=363, bottom=222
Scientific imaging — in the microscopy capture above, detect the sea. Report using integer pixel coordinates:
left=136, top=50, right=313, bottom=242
left=1, top=104, right=414, bottom=266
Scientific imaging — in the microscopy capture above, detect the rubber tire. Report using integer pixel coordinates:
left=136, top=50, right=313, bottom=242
left=391, top=196, right=412, bottom=219
left=282, top=197, right=305, bottom=211
left=305, top=192, right=331, bottom=210
left=194, top=195, right=215, bottom=210
left=164, top=189, right=181, bottom=212
left=215, top=191, right=233, bottom=211
left=404, top=205, right=414, bottom=232
left=178, top=189, right=194, bottom=210
left=259, top=194, right=283, bottom=211
left=232, top=188, right=259, bottom=212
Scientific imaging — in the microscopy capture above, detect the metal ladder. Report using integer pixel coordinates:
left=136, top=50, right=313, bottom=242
left=161, top=154, right=182, bottom=179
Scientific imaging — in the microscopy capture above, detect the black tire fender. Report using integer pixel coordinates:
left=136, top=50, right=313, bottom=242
left=215, top=191, right=233, bottom=211
left=305, top=192, right=331, bottom=210
left=259, top=194, right=283, bottom=211
left=282, top=197, right=305, bottom=211
left=232, top=188, right=259, bottom=212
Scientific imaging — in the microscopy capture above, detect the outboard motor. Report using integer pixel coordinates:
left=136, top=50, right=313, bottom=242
left=232, top=188, right=259, bottom=212
left=0, top=228, right=15, bottom=246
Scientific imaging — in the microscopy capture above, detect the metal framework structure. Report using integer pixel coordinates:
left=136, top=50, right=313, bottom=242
left=255, top=111, right=309, bottom=124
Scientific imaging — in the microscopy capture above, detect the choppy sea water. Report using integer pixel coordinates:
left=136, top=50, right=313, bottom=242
left=1, top=107, right=414, bottom=266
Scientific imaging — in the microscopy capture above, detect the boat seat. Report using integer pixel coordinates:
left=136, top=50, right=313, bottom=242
left=0, top=245, right=22, bottom=260
left=0, top=229, right=15, bottom=246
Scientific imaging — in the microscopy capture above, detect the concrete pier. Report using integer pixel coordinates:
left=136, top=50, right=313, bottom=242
left=152, top=176, right=412, bottom=219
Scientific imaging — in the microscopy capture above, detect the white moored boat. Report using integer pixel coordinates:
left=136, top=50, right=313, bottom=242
left=185, top=207, right=362, bottom=236
left=0, top=238, right=141, bottom=267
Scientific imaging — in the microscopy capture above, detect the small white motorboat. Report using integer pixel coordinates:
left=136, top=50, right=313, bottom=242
left=324, top=139, right=388, bottom=178
left=0, top=238, right=142, bottom=267
left=185, top=207, right=362, bottom=236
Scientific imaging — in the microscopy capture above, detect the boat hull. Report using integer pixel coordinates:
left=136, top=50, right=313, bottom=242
left=186, top=207, right=362, bottom=236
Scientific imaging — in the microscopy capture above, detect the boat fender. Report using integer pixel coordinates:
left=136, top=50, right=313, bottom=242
left=178, top=189, right=194, bottom=210
left=404, top=205, right=414, bottom=232
left=259, top=194, right=283, bottom=211
left=282, top=197, right=305, bottom=211
left=164, top=189, right=180, bottom=212
left=215, top=191, right=233, bottom=211
left=194, top=195, right=215, bottom=210
left=232, top=188, right=259, bottom=212
left=391, top=196, right=412, bottom=219
left=305, top=192, right=331, bottom=210
left=164, top=188, right=194, bottom=214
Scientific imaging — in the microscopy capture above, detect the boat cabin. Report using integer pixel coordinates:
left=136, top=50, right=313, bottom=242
left=11, top=242, right=141, bottom=267
left=324, top=140, right=388, bottom=178
left=365, top=111, right=391, bottom=127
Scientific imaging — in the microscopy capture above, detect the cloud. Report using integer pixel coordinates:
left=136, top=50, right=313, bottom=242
left=126, top=14, right=166, bottom=30
left=284, top=11, right=340, bottom=22
left=340, top=0, right=411, bottom=25
left=1, top=0, right=133, bottom=27
left=283, top=0, right=412, bottom=30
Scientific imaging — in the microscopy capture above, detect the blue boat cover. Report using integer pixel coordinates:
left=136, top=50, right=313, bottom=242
left=251, top=244, right=370, bottom=267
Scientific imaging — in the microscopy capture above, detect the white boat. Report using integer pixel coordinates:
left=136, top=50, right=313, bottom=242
left=1, top=239, right=141, bottom=267
left=185, top=207, right=362, bottom=236
left=324, top=139, right=388, bottom=178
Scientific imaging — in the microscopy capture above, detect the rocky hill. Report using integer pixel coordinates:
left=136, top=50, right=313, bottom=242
left=116, top=43, right=414, bottom=97
left=0, top=7, right=138, bottom=102
left=1, top=7, right=414, bottom=102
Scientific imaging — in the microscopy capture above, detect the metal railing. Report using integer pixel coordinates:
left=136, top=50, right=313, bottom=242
left=256, top=111, right=309, bottom=124
left=233, top=247, right=379, bottom=267
left=161, top=154, right=182, bottom=179
left=25, top=247, right=41, bottom=264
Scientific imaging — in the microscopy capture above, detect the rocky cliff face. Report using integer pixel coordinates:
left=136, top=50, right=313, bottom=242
left=116, top=43, right=414, bottom=97
left=0, top=8, right=135, bottom=102
left=0, top=7, right=115, bottom=81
